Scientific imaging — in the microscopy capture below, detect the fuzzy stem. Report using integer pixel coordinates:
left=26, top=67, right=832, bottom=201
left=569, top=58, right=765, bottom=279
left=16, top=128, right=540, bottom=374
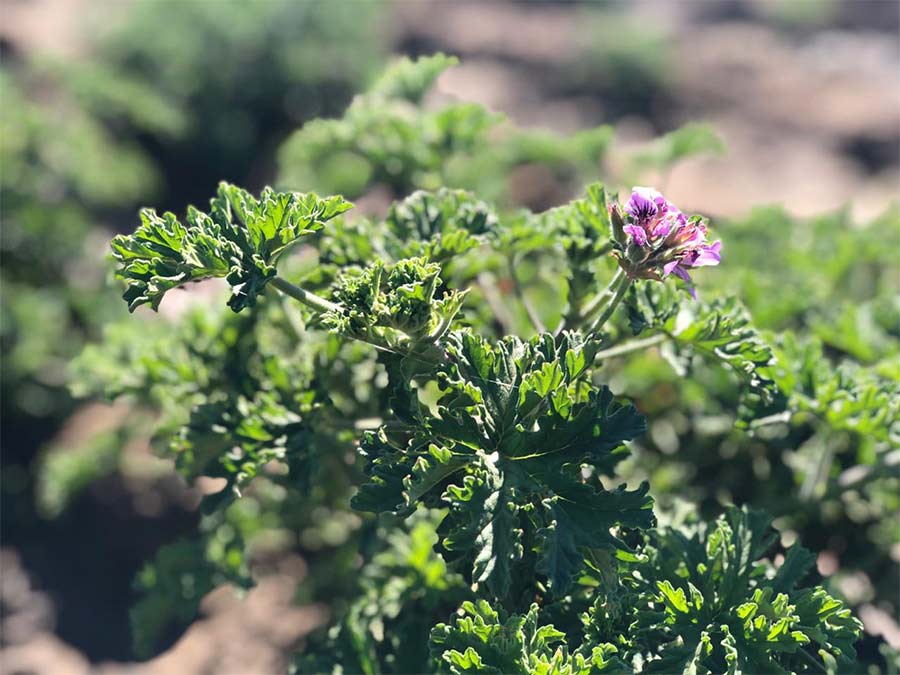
left=426, top=311, right=456, bottom=343
left=507, top=256, right=545, bottom=334
left=477, top=272, right=514, bottom=336
left=586, top=271, right=632, bottom=335
left=593, top=333, right=667, bottom=360
left=797, top=647, right=824, bottom=672
left=578, top=268, right=627, bottom=326
left=270, top=276, right=340, bottom=315
left=800, top=429, right=835, bottom=501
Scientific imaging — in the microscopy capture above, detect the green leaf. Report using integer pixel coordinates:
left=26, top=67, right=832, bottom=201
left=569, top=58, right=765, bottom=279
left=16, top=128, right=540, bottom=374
left=355, top=330, right=653, bottom=597
left=630, top=122, right=725, bottom=172
left=369, top=53, right=459, bottom=104
left=534, top=506, right=583, bottom=594
left=323, top=256, right=467, bottom=343
left=385, top=188, right=498, bottom=262
left=587, top=506, right=864, bottom=674
left=278, top=55, right=610, bottom=206
left=278, top=63, right=502, bottom=198
left=662, top=297, right=782, bottom=422
left=773, top=333, right=900, bottom=442
left=623, top=282, right=681, bottom=336
left=430, top=601, right=626, bottom=675
left=111, top=182, right=351, bottom=312
left=130, top=534, right=252, bottom=658
left=36, top=425, right=129, bottom=518
left=657, top=580, right=689, bottom=614
left=770, top=545, right=817, bottom=594
left=469, top=472, right=523, bottom=598
left=296, top=512, right=469, bottom=675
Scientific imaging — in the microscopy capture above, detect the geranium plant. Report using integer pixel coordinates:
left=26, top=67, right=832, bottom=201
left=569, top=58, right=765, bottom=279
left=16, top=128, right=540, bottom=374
left=102, top=169, right=863, bottom=673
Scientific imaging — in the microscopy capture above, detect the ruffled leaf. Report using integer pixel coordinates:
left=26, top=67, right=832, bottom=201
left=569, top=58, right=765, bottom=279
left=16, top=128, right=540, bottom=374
left=111, top=182, right=351, bottom=312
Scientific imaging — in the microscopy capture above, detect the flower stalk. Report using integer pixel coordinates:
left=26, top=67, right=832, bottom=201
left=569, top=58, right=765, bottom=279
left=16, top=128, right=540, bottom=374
left=578, top=268, right=627, bottom=326
left=270, top=276, right=340, bottom=315
left=586, top=270, right=632, bottom=335
left=593, top=332, right=667, bottom=360
left=507, top=256, right=546, bottom=334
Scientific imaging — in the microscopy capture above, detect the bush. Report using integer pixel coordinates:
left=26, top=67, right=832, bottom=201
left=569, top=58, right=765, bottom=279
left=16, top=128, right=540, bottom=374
left=70, top=56, right=897, bottom=671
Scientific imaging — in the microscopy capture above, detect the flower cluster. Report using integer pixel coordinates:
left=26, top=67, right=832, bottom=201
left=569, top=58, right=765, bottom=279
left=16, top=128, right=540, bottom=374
left=611, top=186, right=721, bottom=296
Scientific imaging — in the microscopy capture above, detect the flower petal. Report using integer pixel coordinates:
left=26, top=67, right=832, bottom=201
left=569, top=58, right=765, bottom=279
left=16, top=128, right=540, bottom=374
left=614, top=187, right=719, bottom=292
left=672, top=265, right=697, bottom=298
left=662, top=259, right=680, bottom=278
left=623, top=224, right=648, bottom=246
left=625, top=189, right=659, bottom=222
left=652, top=218, right=673, bottom=239
left=691, top=240, right=722, bottom=267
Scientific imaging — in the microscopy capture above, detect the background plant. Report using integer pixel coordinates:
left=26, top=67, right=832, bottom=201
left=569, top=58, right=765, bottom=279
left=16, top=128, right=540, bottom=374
left=0, top=1, right=385, bottom=659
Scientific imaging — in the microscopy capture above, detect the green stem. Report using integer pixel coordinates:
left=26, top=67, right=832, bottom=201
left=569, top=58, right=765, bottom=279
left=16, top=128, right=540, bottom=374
left=426, top=311, right=456, bottom=344
left=477, top=272, right=514, bottom=336
left=578, top=268, right=627, bottom=325
left=586, top=272, right=632, bottom=335
left=277, top=292, right=309, bottom=341
left=593, top=333, right=667, bottom=360
left=507, top=256, right=545, bottom=334
left=797, top=647, right=824, bottom=672
left=565, top=244, right=615, bottom=326
left=269, top=276, right=339, bottom=315
left=800, top=429, right=835, bottom=501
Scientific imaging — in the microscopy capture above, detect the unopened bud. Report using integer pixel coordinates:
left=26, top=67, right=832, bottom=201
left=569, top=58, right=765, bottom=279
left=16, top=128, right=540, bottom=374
left=626, top=242, right=646, bottom=263
left=609, top=204, right=627, bottom=245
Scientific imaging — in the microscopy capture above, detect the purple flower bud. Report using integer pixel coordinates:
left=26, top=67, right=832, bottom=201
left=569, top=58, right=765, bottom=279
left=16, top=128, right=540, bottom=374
left=623, top=224, right=648, bottom=247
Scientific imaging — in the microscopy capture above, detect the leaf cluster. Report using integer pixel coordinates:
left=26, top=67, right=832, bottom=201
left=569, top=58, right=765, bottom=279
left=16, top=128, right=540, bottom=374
left=323, top=257, right=467, bottom=344
left=430, top=507, right=862, bottom=674
left=111, top=182, right=351, bottom=312
left=278, top=54, right=613, bottom=206
left=294, top=512, right=470, bottom=675
left=772, top=333, right=899, bottom=443
left=353, top=330, right=652, bottom=599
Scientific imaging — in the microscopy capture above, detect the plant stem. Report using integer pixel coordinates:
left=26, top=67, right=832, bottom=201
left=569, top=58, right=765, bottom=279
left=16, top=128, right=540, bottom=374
left=586, top=271, right=632, bottom=335
left=578, top=268, right=627, bottom=325
left=507, top=256, right=545, bottom=334
left=278, top=295, right=308, bottom=341
left=797, top=647, right=824, bottom=672
left=270, top=276, right=339, bottom=315
left=477, top=272, right=514, bottom=336
left=593, top=333, right=667, bottom=360
left=800, top=430, right=835, bottom=501
left=426, top=311, right=456, bottom=343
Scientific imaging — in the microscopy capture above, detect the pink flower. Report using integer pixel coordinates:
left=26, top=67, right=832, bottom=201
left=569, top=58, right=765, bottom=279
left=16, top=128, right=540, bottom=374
left=611, top=187, right=721, bottom=297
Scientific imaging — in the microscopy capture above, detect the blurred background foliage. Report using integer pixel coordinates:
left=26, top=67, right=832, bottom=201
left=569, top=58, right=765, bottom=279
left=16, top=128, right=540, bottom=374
left=1, top=0, right=897, bottom=672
